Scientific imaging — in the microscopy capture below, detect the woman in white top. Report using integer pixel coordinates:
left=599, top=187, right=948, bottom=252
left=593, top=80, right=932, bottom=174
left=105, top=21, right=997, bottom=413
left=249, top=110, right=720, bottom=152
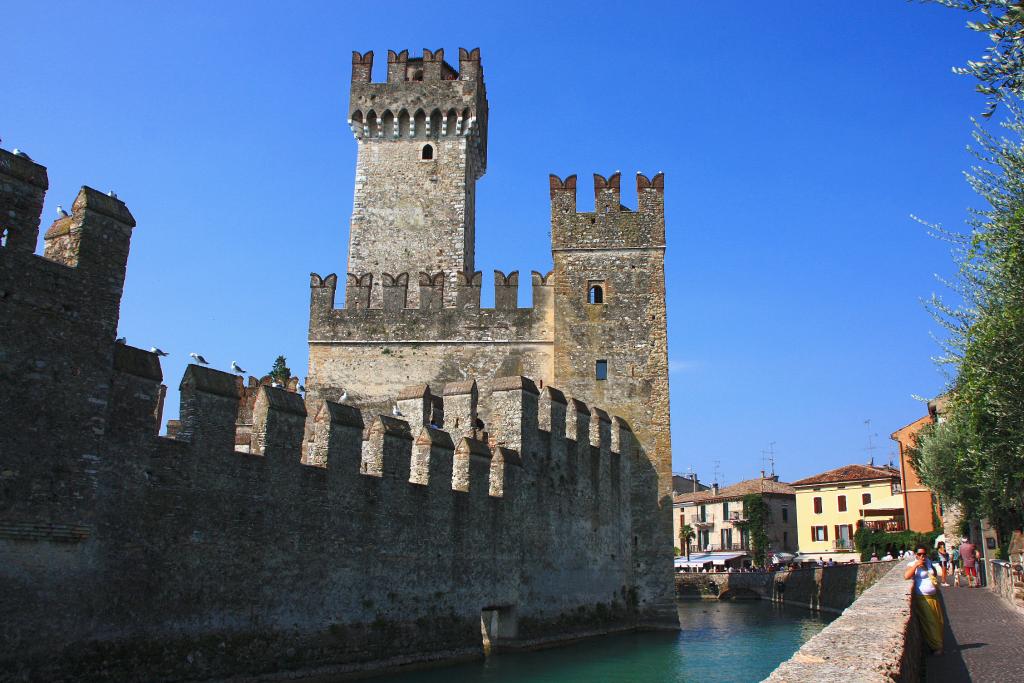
left=904, top=543, right=944, bottom=654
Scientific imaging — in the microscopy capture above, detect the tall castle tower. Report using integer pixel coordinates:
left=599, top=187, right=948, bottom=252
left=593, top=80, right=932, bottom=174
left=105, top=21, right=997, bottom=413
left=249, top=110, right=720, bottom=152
left=346, top=49, right=487, bottom=307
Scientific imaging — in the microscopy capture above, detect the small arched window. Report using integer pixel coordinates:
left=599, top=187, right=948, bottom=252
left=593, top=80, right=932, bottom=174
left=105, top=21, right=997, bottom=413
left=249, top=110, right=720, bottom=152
left=421, top=144, right=434, bottom=160
left=412, top=70, right=424, bottom=81
left=587, top=285, right=604, bottom=304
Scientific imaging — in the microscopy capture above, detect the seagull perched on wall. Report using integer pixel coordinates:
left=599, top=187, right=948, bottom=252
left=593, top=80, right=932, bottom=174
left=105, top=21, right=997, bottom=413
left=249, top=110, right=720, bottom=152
left=12, top=148, right=31, bottom=159
left=339, top=388, right=348, bottom=402
left=149, top=347, right=169, bottom=357
left=271, top=381, right=283, bottom=389
left=189, top=352, right=209, bottom=365
left=115, top=337, right=127, bottom=345
left=392, top=404, right=403, bottom=418
left=56, top=205, right=69, bottom=218
left=230, top=361, right=246, bottom=374
left=107, top=191, right=118, bottom=199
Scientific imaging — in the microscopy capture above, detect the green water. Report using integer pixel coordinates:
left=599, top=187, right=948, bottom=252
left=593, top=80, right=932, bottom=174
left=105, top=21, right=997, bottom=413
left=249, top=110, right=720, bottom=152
left=383, top=601, right=834, bottom=683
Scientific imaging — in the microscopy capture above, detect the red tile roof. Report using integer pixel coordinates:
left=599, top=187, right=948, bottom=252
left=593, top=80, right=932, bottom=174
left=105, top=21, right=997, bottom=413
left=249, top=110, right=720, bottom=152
left=673, top=476, right=795, bottom=505
left=790, top=464, right=900, bottom=487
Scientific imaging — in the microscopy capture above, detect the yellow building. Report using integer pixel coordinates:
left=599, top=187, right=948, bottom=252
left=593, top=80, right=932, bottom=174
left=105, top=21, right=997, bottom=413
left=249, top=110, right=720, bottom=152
left=791, top=464, right=904, bottom=562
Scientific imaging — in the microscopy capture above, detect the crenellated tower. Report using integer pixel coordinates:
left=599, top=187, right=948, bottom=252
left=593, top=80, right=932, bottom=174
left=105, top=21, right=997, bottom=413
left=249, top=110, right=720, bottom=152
left=549, top=171, right=674, bottom=624
left=346, top=48, right=487, bottom=307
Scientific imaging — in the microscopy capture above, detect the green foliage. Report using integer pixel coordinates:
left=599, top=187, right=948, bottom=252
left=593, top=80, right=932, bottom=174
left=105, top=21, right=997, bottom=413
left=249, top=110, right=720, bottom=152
left=270, top=355, right=291, bottom=385
left=913, top=108, right=1024, bottom=531
left=735, top=495, right=770, bottom=567
left=853, top=527, right=941, bottom=561
left=924, top=0, right=1024, bottom=116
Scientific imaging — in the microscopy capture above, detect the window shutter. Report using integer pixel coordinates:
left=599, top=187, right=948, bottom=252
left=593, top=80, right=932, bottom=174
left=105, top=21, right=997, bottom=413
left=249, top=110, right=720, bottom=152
left=824, top=525, right=829, bottom=541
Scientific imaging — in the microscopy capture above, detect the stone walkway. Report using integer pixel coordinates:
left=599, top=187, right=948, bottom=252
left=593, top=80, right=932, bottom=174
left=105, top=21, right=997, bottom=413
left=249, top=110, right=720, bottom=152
left=925, top=585, right=1024, bottom=682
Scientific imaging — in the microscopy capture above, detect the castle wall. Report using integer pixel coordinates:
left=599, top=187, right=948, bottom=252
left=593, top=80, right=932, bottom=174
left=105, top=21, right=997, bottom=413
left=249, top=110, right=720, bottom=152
left=0, top=152, right=643, bottom=680
left=306, top=270, right=555, bottom=425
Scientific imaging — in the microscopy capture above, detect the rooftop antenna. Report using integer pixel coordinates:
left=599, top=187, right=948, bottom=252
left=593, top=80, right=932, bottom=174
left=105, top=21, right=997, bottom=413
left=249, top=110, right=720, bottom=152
left=713, top=459, right=722, bottom=487
left=864, top=419, right=879, bottom=466
left=768, top=441, right=776, bottom=477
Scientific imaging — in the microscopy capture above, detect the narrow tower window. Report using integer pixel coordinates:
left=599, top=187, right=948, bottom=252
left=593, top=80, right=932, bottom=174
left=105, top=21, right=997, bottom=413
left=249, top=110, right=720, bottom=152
left=595, top=360, right=608, bottom=381
left=421, top=144, right=434, bottom=160
left=588, top=285, right=604, bottom=304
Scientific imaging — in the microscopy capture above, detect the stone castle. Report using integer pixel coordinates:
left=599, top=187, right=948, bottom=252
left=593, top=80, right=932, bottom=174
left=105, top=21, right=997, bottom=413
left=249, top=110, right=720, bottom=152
left=0, top=47, right=675, bottom=681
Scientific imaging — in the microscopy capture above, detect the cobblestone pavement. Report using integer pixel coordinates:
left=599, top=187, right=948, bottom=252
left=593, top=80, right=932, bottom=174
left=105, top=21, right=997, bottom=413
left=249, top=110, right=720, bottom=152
left=925, top=584, right=1024, bottom=682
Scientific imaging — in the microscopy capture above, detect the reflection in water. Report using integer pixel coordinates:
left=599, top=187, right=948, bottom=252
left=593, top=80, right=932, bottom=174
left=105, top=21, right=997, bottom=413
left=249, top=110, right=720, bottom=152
left=381, top=601, right=834, bottom=683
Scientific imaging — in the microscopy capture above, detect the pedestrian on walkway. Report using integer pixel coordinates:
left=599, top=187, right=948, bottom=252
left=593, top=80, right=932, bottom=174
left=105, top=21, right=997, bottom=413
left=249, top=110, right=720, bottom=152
left=959, top=539, right=980, bottom=587
left=936, top=541, right=951, bottom=587
left=904, top=543, right=943, bottom=655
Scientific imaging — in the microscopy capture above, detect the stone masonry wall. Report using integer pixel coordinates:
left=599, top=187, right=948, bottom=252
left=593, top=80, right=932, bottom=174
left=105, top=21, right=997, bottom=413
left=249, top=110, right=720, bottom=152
left=765, top=562, right=923, bottom=682
left=674, top=560, right=896, bottom=614
left=0, top=151, right=647, bottom=680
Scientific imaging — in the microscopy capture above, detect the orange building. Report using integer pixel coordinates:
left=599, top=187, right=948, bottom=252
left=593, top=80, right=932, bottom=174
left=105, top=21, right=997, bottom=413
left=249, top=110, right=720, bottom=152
left=890, top=412, right=940, bottom=533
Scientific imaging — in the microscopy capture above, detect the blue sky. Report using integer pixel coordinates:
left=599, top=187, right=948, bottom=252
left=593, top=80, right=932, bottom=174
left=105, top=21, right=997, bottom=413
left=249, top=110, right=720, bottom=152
left=2, top=1, right=991, bottom=486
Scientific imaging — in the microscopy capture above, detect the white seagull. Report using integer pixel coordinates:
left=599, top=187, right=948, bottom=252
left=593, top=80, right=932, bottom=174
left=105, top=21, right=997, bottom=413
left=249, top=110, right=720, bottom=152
left=149, top=347, right=169, bottom=357
left=115, top=337, right=127, bottom=345
left=189, top=352, right=209, bottom=365
left=271, top=381, right=283, bottom=389
left=230, top=361, right=246, bottom=374
left=339, top=388, right=348, bottom=402
left=107, top=191, right=118, bottom=198
left=56, top=205, right=69, bottom=218
left=391, top=404, right=403, bottom=418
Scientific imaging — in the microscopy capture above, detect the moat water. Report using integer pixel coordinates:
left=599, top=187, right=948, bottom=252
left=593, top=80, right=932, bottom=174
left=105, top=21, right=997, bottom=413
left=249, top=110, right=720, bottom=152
left=383, top=600, right=835, bottom=683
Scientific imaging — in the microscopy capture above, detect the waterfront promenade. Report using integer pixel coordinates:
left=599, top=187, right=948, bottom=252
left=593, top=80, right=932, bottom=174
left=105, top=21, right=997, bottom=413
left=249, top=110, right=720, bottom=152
left=926, top=586, right=1024, bottom=682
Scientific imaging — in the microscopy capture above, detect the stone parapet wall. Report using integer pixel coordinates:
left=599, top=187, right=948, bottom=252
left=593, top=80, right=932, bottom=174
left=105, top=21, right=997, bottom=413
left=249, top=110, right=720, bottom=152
left=765, top=563, right=922, bottom=682
left=674, top=560, right=897, bottom=614
left=987, top=559, right=1024, bottom=614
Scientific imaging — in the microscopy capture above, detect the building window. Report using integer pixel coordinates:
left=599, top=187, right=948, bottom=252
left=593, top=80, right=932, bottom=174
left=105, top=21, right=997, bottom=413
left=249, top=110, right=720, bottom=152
left=722, top=501, right=729, bottom=518
left=412, top=69, right=424, bottom=81
left=838, top=495, right=847, bottom=512
left=862, top=493, right=872, bottom=505
left=587, top=284, right=604, bottom=304
left=595, top=359, right=608, bottom=381
left=813, top=497, right=822, bottom=514
left=721, top=528, right=733, bottom=549
left=783, top=531, right=789, bottom=549
left=781, top=507, right=789, bottom=522
left=699, top=504, right=706, bottom=522
left=812, top=525, right=828, bottom=542
left=421, top=144, right=434, bottom=160
left=891, top=482, right=902, bottom=495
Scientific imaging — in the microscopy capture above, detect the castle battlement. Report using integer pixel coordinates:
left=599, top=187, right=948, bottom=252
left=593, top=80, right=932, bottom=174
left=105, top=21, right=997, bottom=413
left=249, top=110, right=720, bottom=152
left=310, top=269, right=553, bottom=313
left=104, top=347, right=635, bottom=515
left=550, top=172, right=666, bottom=250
